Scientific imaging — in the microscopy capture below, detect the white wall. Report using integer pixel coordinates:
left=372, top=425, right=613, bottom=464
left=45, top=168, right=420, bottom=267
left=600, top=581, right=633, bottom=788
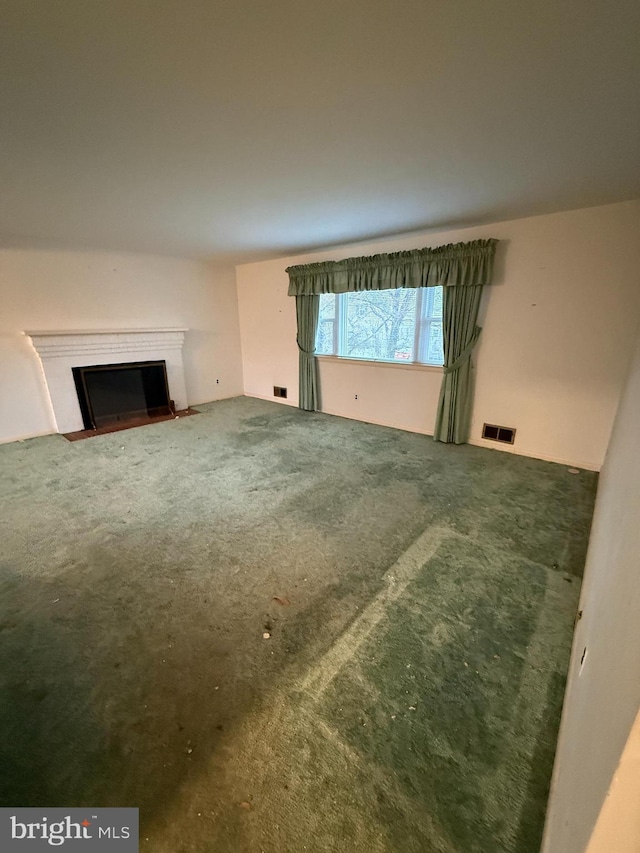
left=0, top=250, right=243, bottom=443
left=236, top=200, right=640, bottom=470
left=585, top=709, right=640, bottom=853
left=542, top=325, right=640, bottom=853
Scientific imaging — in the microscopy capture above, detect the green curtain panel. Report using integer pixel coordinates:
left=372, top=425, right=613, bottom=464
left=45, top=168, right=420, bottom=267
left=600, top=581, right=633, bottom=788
left=296, top=294, right=320, bottom=411
left=433, top=284, right=484, bottom=444
left=287, top=239, right=497, bottom=295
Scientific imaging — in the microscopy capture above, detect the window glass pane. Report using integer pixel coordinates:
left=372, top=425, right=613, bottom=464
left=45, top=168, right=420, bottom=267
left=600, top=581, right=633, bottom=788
left=316, top=294, right=336, bottom=355
left=431, top=286, right=443, bottom=319
left=421, top=286, right=443, bottom=321
left=344, top=289, right=417, bottom=361
left=418, top=286, right=444, bottom=365
left=425, top=321, right=444, bottom=364
left=315, top=287, right=443, bottom=365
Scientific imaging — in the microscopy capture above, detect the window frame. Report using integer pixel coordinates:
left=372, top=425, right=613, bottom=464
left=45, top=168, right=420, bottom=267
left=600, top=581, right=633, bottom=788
left=315, top=286, right=444, bottom=368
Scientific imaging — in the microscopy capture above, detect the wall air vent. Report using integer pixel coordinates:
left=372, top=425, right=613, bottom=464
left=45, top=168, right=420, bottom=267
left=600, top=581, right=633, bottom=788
left=273, top=386, right=288, bottom=399
left=482, top=423, right=516, bottom=444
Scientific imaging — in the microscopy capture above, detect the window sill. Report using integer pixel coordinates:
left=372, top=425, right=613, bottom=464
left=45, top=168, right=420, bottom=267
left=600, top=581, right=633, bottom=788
left=316, top=355, right=443, bottom=373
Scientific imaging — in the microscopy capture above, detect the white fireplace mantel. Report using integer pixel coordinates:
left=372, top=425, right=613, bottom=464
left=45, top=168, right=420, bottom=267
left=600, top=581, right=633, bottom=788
left=25, top=328, right=189, bottom=434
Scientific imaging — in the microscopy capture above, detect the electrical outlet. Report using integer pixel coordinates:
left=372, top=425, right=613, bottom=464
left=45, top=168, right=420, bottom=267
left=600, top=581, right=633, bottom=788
left=355, top=394, right=358, bottom=400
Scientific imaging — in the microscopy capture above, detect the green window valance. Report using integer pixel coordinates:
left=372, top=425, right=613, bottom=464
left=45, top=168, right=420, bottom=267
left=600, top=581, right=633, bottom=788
left=286, top=238, right=498, bottom=296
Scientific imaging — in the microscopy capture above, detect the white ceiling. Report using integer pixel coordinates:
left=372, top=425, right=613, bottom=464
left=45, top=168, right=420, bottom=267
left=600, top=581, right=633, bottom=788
left=1, top=0, right=639, bottom=263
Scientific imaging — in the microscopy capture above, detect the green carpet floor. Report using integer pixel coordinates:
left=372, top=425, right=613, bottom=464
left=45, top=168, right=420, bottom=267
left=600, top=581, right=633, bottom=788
left=0, top=397, right=597, bottom=852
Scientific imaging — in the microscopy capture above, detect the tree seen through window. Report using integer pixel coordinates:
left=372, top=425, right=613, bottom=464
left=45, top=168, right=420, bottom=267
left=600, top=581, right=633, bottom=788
left=316, top=287, right=443, bottom=366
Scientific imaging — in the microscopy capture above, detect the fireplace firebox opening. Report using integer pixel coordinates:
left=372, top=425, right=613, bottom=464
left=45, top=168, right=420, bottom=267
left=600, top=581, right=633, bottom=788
left=72, top=360, right=173, bottom=430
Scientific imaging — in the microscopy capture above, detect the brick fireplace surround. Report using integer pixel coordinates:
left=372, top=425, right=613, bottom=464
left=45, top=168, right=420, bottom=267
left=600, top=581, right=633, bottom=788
left=25, top=328, right=188, bottom=434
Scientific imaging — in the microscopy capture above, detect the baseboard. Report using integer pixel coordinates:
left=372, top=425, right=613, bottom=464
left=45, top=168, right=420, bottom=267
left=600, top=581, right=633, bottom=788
left=467, top=438, right=601, bottom=472
left=242, top=396, right=431, bottom=434
left=243, top=392, right=298, bottom=408
left=190, top=392, right=244, bottom=406
left=0, top=428, right=57, bottom=445
left=239, top=396, right=603, bottom=472
left=320, top=407, right=433, bottom=437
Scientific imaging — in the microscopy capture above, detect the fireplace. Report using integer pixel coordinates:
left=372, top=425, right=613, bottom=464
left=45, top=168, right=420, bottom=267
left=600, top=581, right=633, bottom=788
left=24, top=328, right=188, bottom=434
left=73, top=360, right=173, bottom=430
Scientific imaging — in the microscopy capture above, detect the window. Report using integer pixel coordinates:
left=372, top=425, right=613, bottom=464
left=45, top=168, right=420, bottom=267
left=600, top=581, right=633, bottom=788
left=316, top=286, right=443, bottom=366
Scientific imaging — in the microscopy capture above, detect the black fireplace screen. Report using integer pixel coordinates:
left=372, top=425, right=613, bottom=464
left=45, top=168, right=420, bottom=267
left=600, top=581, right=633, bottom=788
left=72, top=361, right=172, bottom=430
